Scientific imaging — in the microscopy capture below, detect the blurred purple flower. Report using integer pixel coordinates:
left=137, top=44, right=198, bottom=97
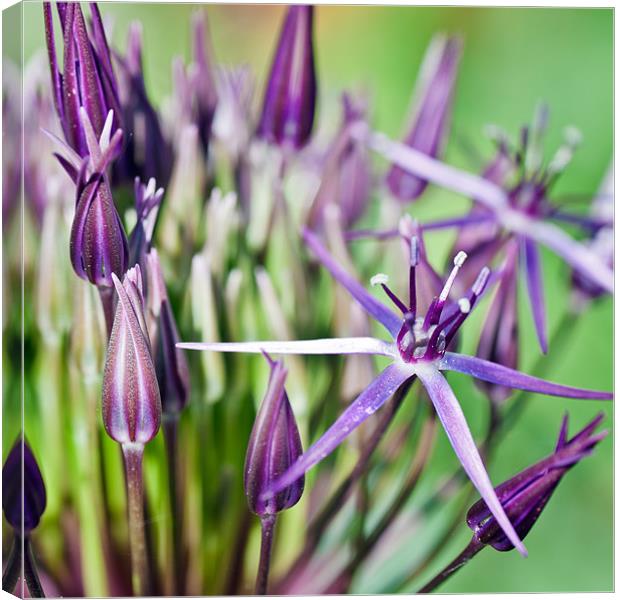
left=467, top=413, right=607, bottom=551
left=360, top=106, right=613, bottom=354
left=102, top=265, right=161, bottom=446
left=114, top=22, right=173, bottom=187
left=2, top=438, right=47, bottom=534
left=307, top=93, right=372, bottom=230
left=179, top=223, right=611, bottom=556
left=244, top=354, right=304, bottom=517
left=257, top=5, right=317, bottom=150
left=386, top=34, right=461, bottom=202
left=43, top=2, right=121, bottom=157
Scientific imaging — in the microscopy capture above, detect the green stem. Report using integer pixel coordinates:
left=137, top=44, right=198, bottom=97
left=98, top=286, right=115, bottom=339
left=23, top=536, right=45, bottom=598
left=2, top=535, right=22, bottom=594
left=417, top=537, right=484, bottom=593
left=122, top=444, right=149, bottom=596
left=255, top=514, right=277, bottom=595
left=163, top=415, right=184, bottom=595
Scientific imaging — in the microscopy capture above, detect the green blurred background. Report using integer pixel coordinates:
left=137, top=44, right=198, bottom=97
left=17, top=2, right=613, bottom=593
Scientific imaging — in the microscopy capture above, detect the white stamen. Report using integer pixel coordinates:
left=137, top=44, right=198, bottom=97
left=371, top=273, right=389, bottom=287
left=458, top=298, right=471, bottom=314
left=439, top=251, right=468, bottom=301
left=473, top=267, right=491, bottom=296
left=453, top=250, right=467, bottom=267
left=410, top=237, right=420, bottom=267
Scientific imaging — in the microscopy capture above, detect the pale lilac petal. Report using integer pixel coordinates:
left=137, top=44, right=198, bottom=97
left=517, top=218, right=613, bottom=293
left=440, top=353, right=612, bottom=400
left=302, top=227, right=402, bottom=337
left=363, top=130, right=508, bottom=210
left=414, top=364, right=527, bottom=556
left=177, top=337, right=396, bottom=358
left=521, top=237, right=548, bottom=354
left=263, top=363, right=413, bottom=498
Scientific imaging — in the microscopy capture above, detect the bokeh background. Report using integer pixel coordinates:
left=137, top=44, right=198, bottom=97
left=8, top=2, right=613, bottom=594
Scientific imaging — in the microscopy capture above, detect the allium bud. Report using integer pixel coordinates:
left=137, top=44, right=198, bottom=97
left=146, top=249, right=190, bottom=415
left=43, top=2, right=121, bottom=156
left=256, top=5, right=317, bottom=150
left=387, top=35, right=461, bottom=201
left=102, top=266, right=161, bottom=445
left=466, top=413, right=607, bottom=551
left=2, top=438, right=47, bottom=534
left=308, top=93, right=372, bottom=230
left=475, top=241, right=519, bottom=404
left=244, top=355, right=304, bottom=516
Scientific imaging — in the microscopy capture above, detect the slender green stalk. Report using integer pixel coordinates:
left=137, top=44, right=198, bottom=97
left=23, top=536, right=45, bottom=598
left=2, top=535, right=22, bottom=594
left=255, top=514, right=277, bottom=595
left=163, top=414, right=184, bottom=595
left=417, top=537, right=484, bottom=593
left=122, top=444, right=150, bottom=596
left=224, top=510, right=252, bottom=595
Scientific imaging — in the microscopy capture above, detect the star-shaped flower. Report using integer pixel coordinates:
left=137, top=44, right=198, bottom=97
left=179, top=227, right=611, bottom=556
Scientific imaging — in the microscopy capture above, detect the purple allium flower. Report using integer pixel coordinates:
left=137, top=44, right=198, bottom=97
left=467, top=413, right=607, bottom=551
left=43, top=2, right=121, bottom=157
left=146, top=249, right=190, bottom=415
left=179, top=227, right=611, bottom=556
left=244, top=354, right=304, bottom=517
left=102, top=265, right=161, bottom=446
left=307, top=93, right=372, bottom=230
left=360, top=108, right=613, bottom=354
left=386, top=35, right=461, bottom=202
left=2, top=438, right=47, bottom=534
left=57, top=109, right=129, bottom=288
left=256, top=5, right=317, bottom=150
left=114, top=22, right=173, bottom=187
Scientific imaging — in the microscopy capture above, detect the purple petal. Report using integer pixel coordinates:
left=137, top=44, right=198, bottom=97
left=519, top=218, right=613, bottom=293
left=415, top=364, right=527, bottom=556
left=365, top=130, right=508, bottom=211
left=263, top=363, right=413, bottom=498
left=302, top=227, right=402, bottom=337
left=521, top=237, right=548, bottom=354
left=178, top=337, right=396, bottom=358
left=440, top=352, right=612, bottom=400
left=43, top=2, right=65, bottom=125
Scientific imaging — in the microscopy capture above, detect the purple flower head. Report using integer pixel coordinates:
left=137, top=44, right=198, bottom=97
left=179, top=224, right=611, bottom=557
left=308, top=93, right=372, bottom=230
left=2, top=438, right=47, bottom=534
left=244, top=354, right=304, bottom=517
left=256, top=5, right=317, bottom=150
left=386, top=35, right=462, bottom=202
left=467, top=413, right=607, bottom=551
left=145, top=249, right=190, bottom=415
left=43, top=2, right=121, bottom=157
left=55, top=109, right=128, bottom=288
left=113, top=22, right=173, bottom=187
left=102, top=265, right=161, bottom=446
left=359, top=106, right=613, bottom=355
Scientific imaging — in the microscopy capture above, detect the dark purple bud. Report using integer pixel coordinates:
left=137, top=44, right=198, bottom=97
left=475, top=241, right=519, bottom=403
left=2, top=438, right=47, bottom=534
left=102, top=266, right=161, bottom=445
left=467, top=413, right=607, bottom=551
left=113, top=23, right=173, bottom=187
left=191, top=11, right=219, bottom=155
left=244, top=355, right=304, bottom=516
left=146, top=249, right=190, bottom=415
left=70, top=166, right=128, bottom=288
left=256, top=5, right=317, bottom=150
left=387, top=35, right=461, bottom=201
left=308, top=93, right=372, bottom=230
left=43, top=2, right=121, bottom=156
